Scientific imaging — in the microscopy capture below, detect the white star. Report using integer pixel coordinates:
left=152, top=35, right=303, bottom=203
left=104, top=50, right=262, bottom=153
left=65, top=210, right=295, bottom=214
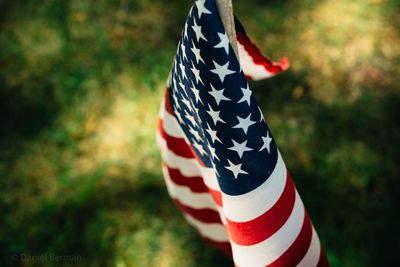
left=206, top=104, right=225, bottom=125
left=205, top=123, right=221, bottom=144
left=194, top=111, right=201, bottom=123
left=178, top=80, right=185, bottom=90
left=190, top=62, right=203, bottom=85
left=179, top=85, right=190, bottom=100
left=214, top=165, right=221, bottom=178
left=184, top=22, right=189, bottom=40
left=209, top=145, right=219, bottom=161
left=258, top=107, right=265, bottom=122
left=209, top=84, right=230, bottom=105
left=193, top=141, right=206, bottom=156
left=181, top=42, right=187, bottom=61
left=259, top=131, right=273, bottom=153
left=189, top=5, right=194, bottom=16
left=210, top=60, right=235, bottom=82
left=167, top=73, right=172, bottom=88
left=191, top=41, right=204, bottom=64
left=179, top=62, right=187, bottom=80
left=189, top=126, right=202, bottom=141
left=173, top=72, right=178, bottom=89
left=238, top=84, right=252, bottom=106
left=192, top=18, right=207, bottom=42
left=228, top=139, right=253, bottom=158
left=214, top=32, right=230, bottom=54
left=182, top=97, right=193, bottom=112
left=225, top=160, right=248, bottom=179
left=233, top=113, right=256, bottom=134
left=191, top=81, right=203, bottom=105
left=175, top=111, right=184, bottom=124
left=172, top=92, right=181, bottom=110
left=185, top=112, right=197, bottom=126
left=195, top=0, right=211, bottom=18
left=173, top=59, right=178, bottom=76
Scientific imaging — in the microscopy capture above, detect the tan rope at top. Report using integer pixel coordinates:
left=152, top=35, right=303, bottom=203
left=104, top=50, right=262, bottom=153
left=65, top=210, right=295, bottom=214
left=215, top=0, right=239, bottom=60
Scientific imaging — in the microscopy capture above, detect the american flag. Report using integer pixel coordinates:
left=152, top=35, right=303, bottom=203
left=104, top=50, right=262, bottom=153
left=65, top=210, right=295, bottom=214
left=156, top=0, right=328, bottom=266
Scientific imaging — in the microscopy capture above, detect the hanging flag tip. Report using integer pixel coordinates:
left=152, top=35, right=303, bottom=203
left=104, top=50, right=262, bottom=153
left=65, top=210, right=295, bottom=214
left=279, top=57, right=290, bottom=71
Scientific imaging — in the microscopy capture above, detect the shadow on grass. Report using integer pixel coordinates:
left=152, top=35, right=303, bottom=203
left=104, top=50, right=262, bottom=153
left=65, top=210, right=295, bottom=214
left=307, top=91, right=400, bottom=267
left=0, top=170, right=232, bottom=267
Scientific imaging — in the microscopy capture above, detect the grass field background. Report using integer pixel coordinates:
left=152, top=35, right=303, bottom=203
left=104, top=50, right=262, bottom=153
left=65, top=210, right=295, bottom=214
left=1, top=0, right=399, bottom=266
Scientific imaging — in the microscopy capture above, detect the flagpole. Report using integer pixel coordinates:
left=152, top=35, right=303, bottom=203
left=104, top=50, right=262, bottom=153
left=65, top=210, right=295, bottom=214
left=215, top=0, right=239, bottom=60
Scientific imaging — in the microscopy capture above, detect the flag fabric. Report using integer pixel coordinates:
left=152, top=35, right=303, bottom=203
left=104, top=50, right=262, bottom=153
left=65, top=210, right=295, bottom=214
left=156, top=0, right=328, bottom=266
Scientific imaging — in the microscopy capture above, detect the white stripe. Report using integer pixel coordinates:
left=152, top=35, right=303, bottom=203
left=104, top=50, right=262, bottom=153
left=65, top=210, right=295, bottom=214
left=238, top=42, right=274, bottom=80
left=297, top=227, right=321, bottom=267
left=157, top=133, right=199, bottom=176
left=162, top=110, right=185, bottom=138
left=158, top=98, right=166, bottom=119
left=222, top=151, right=287, bottom=222
left=199, top=167, right=221, bottom=193
left=157, top=133, right=220, bottom=191
left=231, top=192, right=305, bottom=267
left=162, top=165, right=218, bottom=210
left=184, top=214, right=230, bottom=243
left=157, top=98, right=221, bottom=191
left=162, top=159, right=226, bottom=223
left=217, top=206, right=227, bottom=225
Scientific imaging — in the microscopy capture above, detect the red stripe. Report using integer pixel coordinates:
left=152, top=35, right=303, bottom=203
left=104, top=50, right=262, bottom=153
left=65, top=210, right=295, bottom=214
left=164, top=162, right=222, bottom=207
left=317, top=246, right=330, bottom=267
left=244, top=74, right=254, bottom=81
left=173, top=198, right=222, bottom=224
left=207, top=187, right=222, bottom=207
left=158, top=118, right=195, bottom=159
left=203, top=237, right=232, bottom=256
left=226, top=171, right=296, bottom=245
left=158, top=116, right=207, bottom=168
left=165, top=88, right=174, bottom=115
left=265, top=211, right=312, bottom=267
left=164, top=164, right=208, bottom=193
left=237, top=32, right=289, bottom=74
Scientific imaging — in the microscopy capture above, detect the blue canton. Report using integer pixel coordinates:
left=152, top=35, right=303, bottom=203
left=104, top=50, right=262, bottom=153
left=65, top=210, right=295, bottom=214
left=168, top=0, right=278, bottom=195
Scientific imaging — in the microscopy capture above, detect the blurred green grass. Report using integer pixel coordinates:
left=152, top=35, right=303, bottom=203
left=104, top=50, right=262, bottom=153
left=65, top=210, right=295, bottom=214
left=1, top=0, right=399, bottom=266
